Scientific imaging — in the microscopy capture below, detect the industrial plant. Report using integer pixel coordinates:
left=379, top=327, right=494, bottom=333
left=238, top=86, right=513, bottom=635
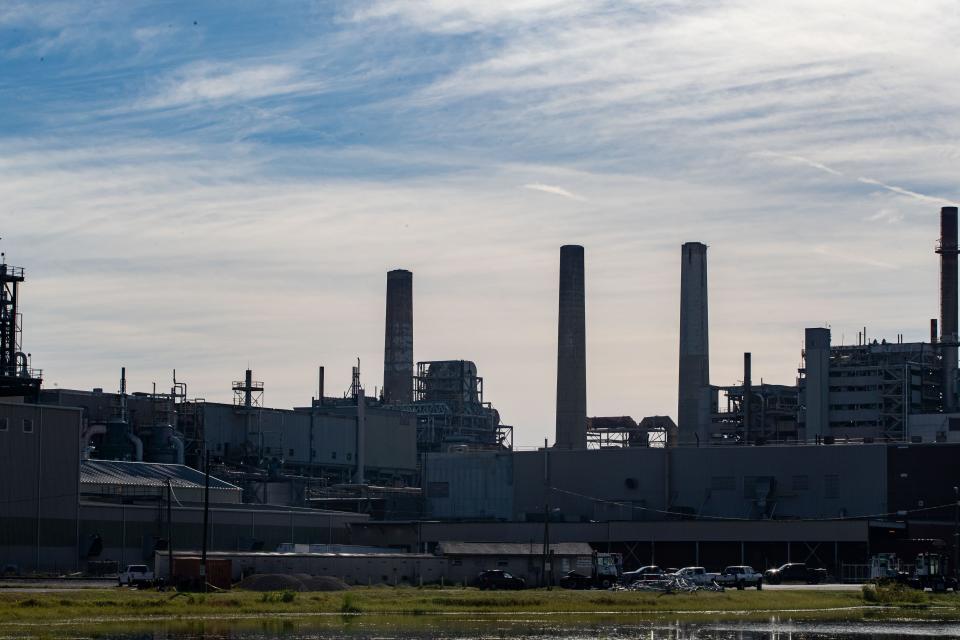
left=3, top=206, right=960, bottom=587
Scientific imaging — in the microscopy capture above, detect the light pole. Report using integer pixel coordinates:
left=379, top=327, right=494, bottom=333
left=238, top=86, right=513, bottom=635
left=953, top=486, right=958, bottom=579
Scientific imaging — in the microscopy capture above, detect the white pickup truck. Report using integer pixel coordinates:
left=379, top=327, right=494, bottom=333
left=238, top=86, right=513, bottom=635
left=673, top=566, right=721, bottom=586
left=118, top=564, right=154, bottom=587
left=715, top=565, right=763, bottom=590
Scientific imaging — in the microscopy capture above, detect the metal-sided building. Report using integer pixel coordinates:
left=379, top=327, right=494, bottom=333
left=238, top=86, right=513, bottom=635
left=436, top=541, right=593, bottom=586
left=0, top=401, right=82, bottom=573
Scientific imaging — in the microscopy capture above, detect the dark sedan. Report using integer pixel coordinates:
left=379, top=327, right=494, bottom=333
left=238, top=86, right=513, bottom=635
left=621, top=565, right=664, bottom=583
left=476, top=569, right=526, bottom=590
left=763, top=563, right=827, bottom=585
left=559, top=570, right=594, bottom=589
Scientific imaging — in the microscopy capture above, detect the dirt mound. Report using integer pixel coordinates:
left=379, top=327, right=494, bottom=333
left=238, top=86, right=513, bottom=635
left=238, top=573, right=349, bottom=592
left=238, top=573, right=308, bottom=592
left=298, top=575, right=349, bottom=591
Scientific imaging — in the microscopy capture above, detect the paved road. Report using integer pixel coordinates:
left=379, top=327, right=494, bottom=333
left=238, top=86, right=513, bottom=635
left=0, top=578, right=116, bottom=591
left=756, top=583, right=863, bottom=591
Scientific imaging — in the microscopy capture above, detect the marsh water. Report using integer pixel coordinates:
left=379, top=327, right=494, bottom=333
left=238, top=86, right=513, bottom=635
left=8, top=619, right=960, bottom=640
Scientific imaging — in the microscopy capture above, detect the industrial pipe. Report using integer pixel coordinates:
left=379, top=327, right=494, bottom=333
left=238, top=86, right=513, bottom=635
left=127, top=433, right=143, bottom=462
left=170, top=435, right=185, bottom=465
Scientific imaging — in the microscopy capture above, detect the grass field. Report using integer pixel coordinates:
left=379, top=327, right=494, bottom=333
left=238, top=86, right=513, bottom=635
left=0, top=584, right=958, bottom=628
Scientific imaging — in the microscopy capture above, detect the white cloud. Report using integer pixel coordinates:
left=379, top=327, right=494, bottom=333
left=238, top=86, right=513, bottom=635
left=522, top=182, right=585, bottom=201
left=138, top=62, right=320, bottom=110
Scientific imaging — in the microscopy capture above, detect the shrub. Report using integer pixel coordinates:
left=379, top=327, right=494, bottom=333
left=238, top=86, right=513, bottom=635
left=862, top=583, right=927, bottom=604
left=340, top=593, right=361, bottom=613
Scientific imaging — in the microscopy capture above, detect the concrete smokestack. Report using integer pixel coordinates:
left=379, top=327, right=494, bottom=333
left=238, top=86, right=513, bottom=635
left=939, top=206, right=959, bottom=412
left=678, top=242, right=710, bottom=445
left=804, top=327, right=831, bottom=440
left=383, top=269, right=413, bottom=404
left=555, top=245, right=586, bottom=449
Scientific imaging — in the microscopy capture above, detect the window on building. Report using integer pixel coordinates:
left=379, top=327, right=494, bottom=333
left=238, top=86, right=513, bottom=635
left=22, top=418, right=33, bottom=433
left=0, top=417, right=7, bottom=432
left=346, top=452, right=352, bottom=461
left=824, top=474, right=840, bottom=499
left=289, top=448, right=294, bottom=456
left=949, top=418, right=960, bottom=432
left=331, top=451, right=337, bottom=460
left=264, top=446, right=271, bottom=454
left=792, top=475, right=809, bottom=491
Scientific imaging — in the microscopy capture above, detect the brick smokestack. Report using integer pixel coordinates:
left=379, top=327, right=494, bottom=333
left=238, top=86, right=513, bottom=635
left=383, top=269, right=413, bottom=404
left=939, top=207, right=959, bottom=412
left=678, top=242, right=710, bottom=445
left=556, top=245, right=587, bottom=449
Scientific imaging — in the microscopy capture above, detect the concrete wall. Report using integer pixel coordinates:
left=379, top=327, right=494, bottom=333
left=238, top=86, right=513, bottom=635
left=80, top=501, right=368, bottom=569
left=155, top=550, right=445, bottom=585
left=202, top=403, right=417, bottom=481
left=669, top=444, right=887, bottom=520
left=425, top=451, right=513, bottom=520
left=0, top=402, right=82, bottom=573
left=512, top=447, right=667, bottom=522
left=426, top=444, right=887, bottom=523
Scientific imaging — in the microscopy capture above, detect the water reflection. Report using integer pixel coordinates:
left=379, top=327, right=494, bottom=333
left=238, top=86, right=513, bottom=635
left=40, top=618, right=960, bottom=640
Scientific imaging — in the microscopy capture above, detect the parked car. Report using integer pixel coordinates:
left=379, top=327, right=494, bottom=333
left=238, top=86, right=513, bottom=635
left=118, top=564, right=154, bottom=587
left=674, top=566, right=721, bottom=586
left=559, top=570, right=594, bottom=590
left=763, top=563, right=827, bottom=585
left=716, top=565, right=763, bottom=590
left=620, top=565, right=664, bottom=583
left=476, top=569, right=526, bottom=590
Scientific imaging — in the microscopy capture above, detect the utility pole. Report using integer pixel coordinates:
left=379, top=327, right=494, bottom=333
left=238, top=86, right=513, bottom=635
left=954, top=486, right=959, bottom=579
left=541, top=438, right=551, bottom=590
left=166, top=479, right=173, bottom=588
left=201, top=450, right=210, bottom=593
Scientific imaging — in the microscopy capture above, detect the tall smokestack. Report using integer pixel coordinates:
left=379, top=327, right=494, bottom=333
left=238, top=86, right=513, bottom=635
left=678, top=242, right=710, bottom=445
left=383, top=269, right=413, bottom=404
left=556, top=245, right=586, bottom=449
left=939, top=207, right=959, bottom=412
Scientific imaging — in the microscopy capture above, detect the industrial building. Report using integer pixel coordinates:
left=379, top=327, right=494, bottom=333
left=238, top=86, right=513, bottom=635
left=3, top=206, right=960, bottom=580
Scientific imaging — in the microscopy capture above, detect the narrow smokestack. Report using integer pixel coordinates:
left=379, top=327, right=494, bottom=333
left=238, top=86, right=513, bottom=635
left=556, top=245, right=586, bottom=449
left=743, top=352, right=752, bottom=442
left=940, top=207, right=959, bottom=412
left=244, top=369, right=253, bottom=408
left=355, top=387, right=366, bottom=484
left=804, top=328, right=831, bottom=440
left=383, top=269, right=413, bottom=404
left=931, top=319, right=938, bottom=345
left=678, top=242, right=710, bottom=444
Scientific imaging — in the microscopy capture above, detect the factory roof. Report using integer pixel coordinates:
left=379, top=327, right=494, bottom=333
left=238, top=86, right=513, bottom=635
left=436, top=542, right=593, bottom=556
left=81, top=460, right=240, bottom=491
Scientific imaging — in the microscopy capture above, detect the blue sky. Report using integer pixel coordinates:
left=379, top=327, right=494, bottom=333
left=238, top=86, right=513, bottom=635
left=3, top=1, right=959, bottom=448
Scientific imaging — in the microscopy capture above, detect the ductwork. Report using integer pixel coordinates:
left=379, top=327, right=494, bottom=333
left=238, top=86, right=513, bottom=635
left=170, top=434, right=185, bottom=465
left=127, top=432, right=143, bottom=462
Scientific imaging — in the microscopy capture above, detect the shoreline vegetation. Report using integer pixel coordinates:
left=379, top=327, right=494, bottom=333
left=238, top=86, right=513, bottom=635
left=1, top=584, right=959, bottom=629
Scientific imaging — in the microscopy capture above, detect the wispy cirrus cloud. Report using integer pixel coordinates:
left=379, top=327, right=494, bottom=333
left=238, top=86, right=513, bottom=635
left=2, top=1, right=960, bottom=447
left=137, top=62, right=320, bottom=110
left=522, top=182, right=585, bottom=201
